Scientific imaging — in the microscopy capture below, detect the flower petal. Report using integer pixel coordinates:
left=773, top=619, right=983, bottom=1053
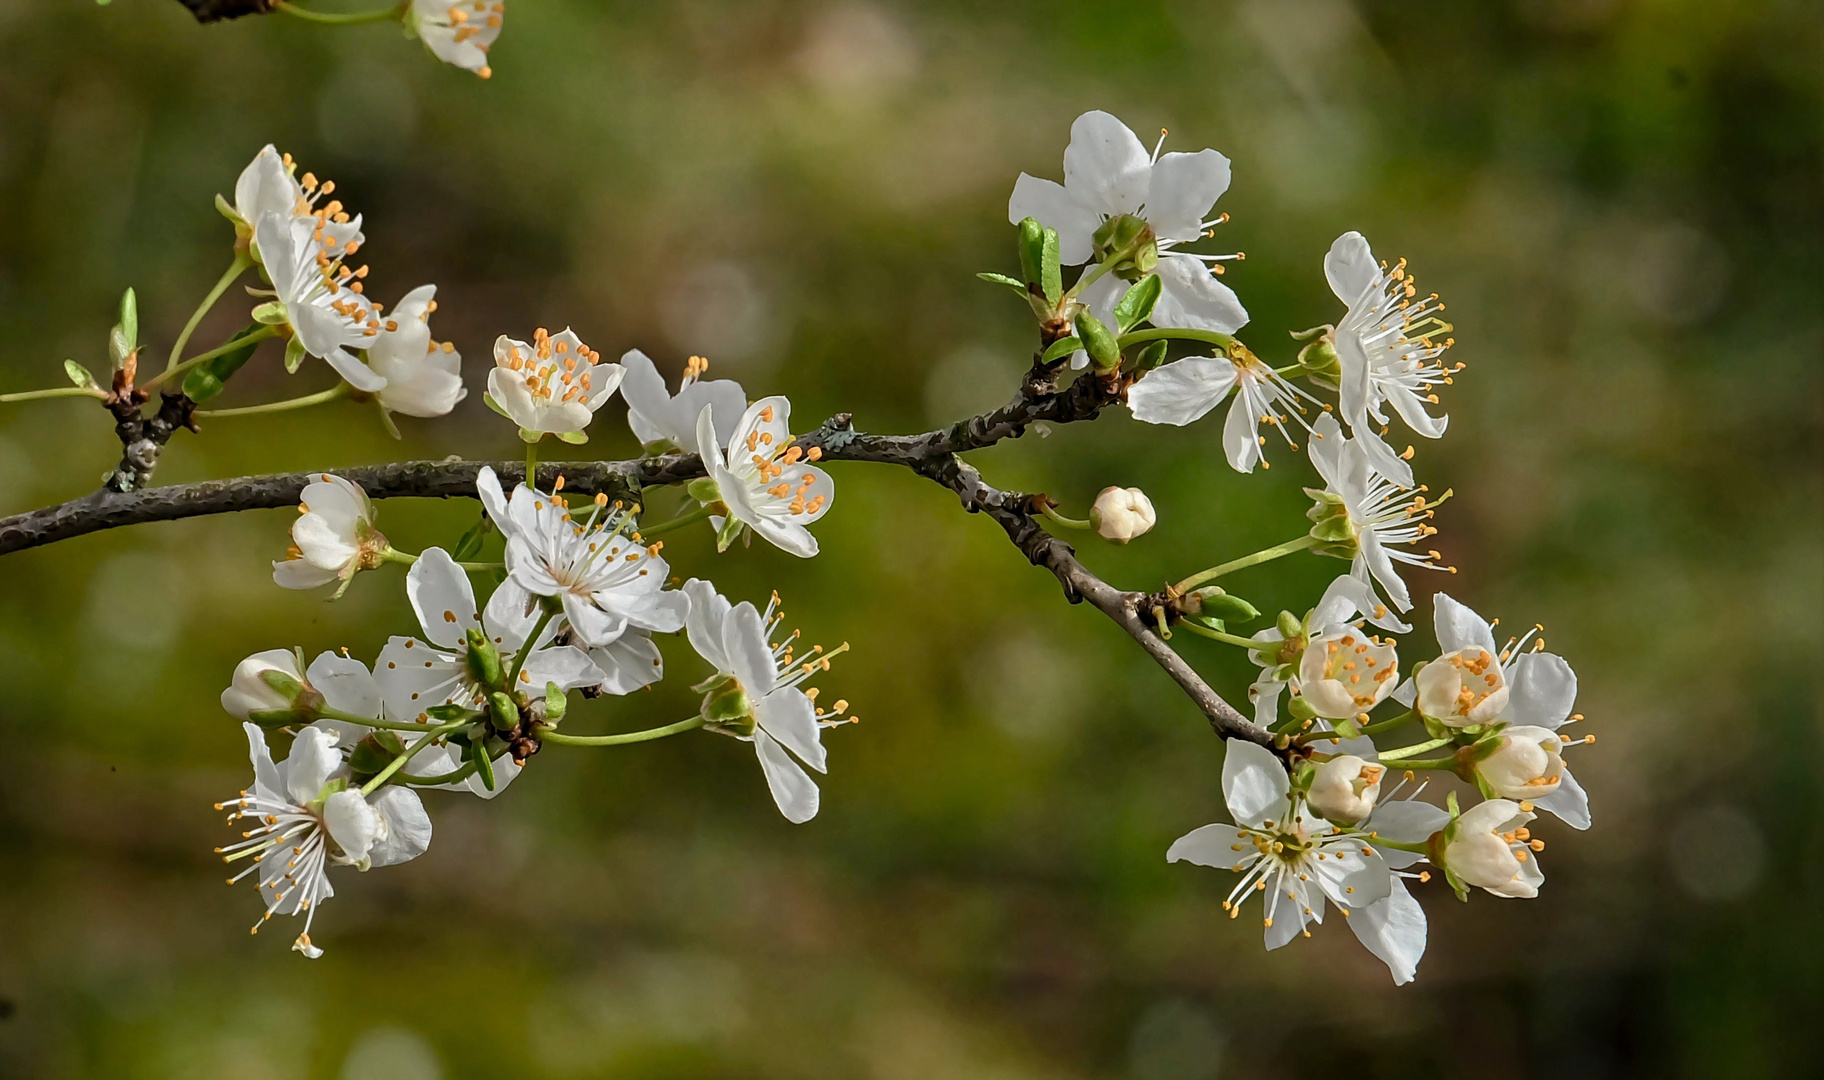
left=1324, top=231, right=1379, bottom=307
left=1222, top=739, right=1290, bottom=829
left=1151, top=254, right=1248, bottom=334
left=407, top=547, right=481, bottom=649
left=1062, top=110, right=1150, bottom=217
left=1127, top=356, right=1238, bottom=427
left=366, top=786, right=432, bottom=867
left=1145, top=149, right=1231, bottom=243
left=753, top=728, right=821, bottom=823
left=1347, top=879, right=1428, bottom=985
left=1165, top=823, right=1250, bottom=869
left=1007, top=173, right=1098, bottom=265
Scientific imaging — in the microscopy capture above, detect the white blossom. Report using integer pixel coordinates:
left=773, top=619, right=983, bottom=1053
left=215, top=724, right=430, bottom=958
left=1404, top=593, right=1589, bottom=828
left=1305, top=413, right=1447, bottom=614
left=273, top=473, right=386, bottom=592
left=1324, top=232, right=1456, bottom=486
left=1306, top=755, right=1384, bottom=825
left=1246, top=574, right=1410, bottom=729
left=620, top=349, right=746, bottom=452
left=486, top=328, right=623, bottom=439
left=684, top=579, right=850, bottom=824
left=696, top=397, right=835, bottom=558
left=582, top=629, right=666, bottom=696
left=1090, top=486, right=1155, bottom=542
left=476, top=468, right=687, bottom=647
left=1127, top=344, right=1319, bottom=472
left=255, top=211, right=387, bottom=393
left=228, top=145, right=364, bottom=257
left=1442, top=799, right=1544, bottom=899
left=1168, top=740, right=1433, bottom=984
left=1009, top=110, right=1247, bottom=367
left=366, top=285, right=466, bottom=420
left=408, top=0, right=504, bottom=79
left=221, top=648, right=314, bottom=721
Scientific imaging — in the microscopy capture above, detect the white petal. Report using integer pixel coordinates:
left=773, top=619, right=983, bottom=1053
left=366, top=786, right=433, bottom=867
left=374, top=637, right=464, bottom=723
left=1430, top=593, right=1501, bottom=658
left=1347, top=879, right=1427, bottom=985
left=1222, top=383, right=1264, bottom=473
left=322, top=790, right=380, bottom=863
left=586, top=631, right=665, bottom=695
left=406, top=547, right=481, bottom=649
left=1145, top=149, right=1230, bottom=243
left=1324, top=231, right=1379, bottom=306
left=1127, top=356, right=1238, bottom=427
left=272, top=558, right=338, bottom=590
left=1062, top=110, right=1150, bottom=216
left=1165, top=823, right=1250, bottom=870
left=307, top=651, right=380, bottom=722
left=1504, top=652, right=1578, bottom=730
left=1007, top=173, right=1099, bottom=265
left=1221, top=739, right=1290, bottom=829
left=1531, top=766, right=1591, bottom=830
left=754, top=729, right=820, bottom=823
left=283, top=726, right=342, bottom=806
left=757, top=687, right=826, bottom=773
left=1150, top=254, right=1248, bottom=334
left=723, top=601, right=777, bottom=695
left=682, top=578, right=732, bottom=674
left=1351, top=424, right=1415, bottom=488
left=519, top=645, right=607, bottom=695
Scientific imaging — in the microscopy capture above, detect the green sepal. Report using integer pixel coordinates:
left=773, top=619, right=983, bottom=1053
left=214, top=191, right=240, bottom=223
left=715, top=513, right=744, bottom=552
left=1040, top=336, right=1081, bottom=364
left=1017, top=217, right=1046, bottom=288
left=1131, top=339, right=1169, bottom=374
left=1073, top=312, right=1120, bottom=372
left=487, top=691, right=519, bottom=732
left=425, top=703, right=480, bottom=723
left=1185, top=587, right=1259, bottom=623
left=1040, top=226, right=1062, bottom=306
left=482, top=392, right=510, bottom=419
left=1285, top=693, right=1317, bottom=722
left=182, top=323, right=266, bottom=403
left=543, top=681, right=567, bottom=725
left=64, top=360, right=99, bottom=390
left=348, top=730, right=407, bottom=779
left=251, top=301, right=290, bottom=326
left=376, top=403, right=402, bottom=440
left=1113, top=273, right=1162, bottom=333
left=245, top=707, right=315, bottom=730
left=452, top=513, right=491, bottom=562
left=686, top=477, right=722, bottom=504
left=555, top=429, right=588, bottom=445
left=976, top=271, right=1029, bottom=297
left=517, top=427, right=544, bottom=444
left=468, top=739, right=497, bottom=792
left=283, top=335, right=307, bottom=374
left=464, top=627, right=504, bottom=689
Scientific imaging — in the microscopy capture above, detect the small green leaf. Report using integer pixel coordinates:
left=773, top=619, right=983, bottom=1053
left=1040, top=336, right=1081, bottom=364
left=182, top=323, right=266, bottom=403
left=468, top=739, right=497, bottom=792
left=251, top=301, right=290, bottom=326
left=1017, top=217, right=1046, bottom=287
left=63, top=360, right=98, bottom=390
left=1132, top=339, right=1169, bottom=373
left=976, top=271, right=1029, bottom=297
left=452, top=513, right=490, bottom=562
left=117, top=287, right=138, bottom=353
left=283, top=336, right=307, bottom=374
left=1113, top=273, right=1161, bottom=333
left=1040, top=227, right=1062, bottom=306
left=555, top=429, right=588, bottom=445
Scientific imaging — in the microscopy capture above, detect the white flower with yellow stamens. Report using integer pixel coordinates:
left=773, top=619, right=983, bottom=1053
left=273, top=473, right=389, bottom=593
left=1168, top=740, right=1438, bottom=985
left=226, top=145, right=365, bottom=259
left=1439, top=798, right=1545, bottom=899
left=1246, top=574, right=1410, bottom=730
left=1304, top=413, right=1450, bottom=614
left=1129, top=341, right=1323, bottom=472
left=485, top=327, right=624, bottom=440
left=1324, top=231, right=1459, bottom=486
left=1306, top=755, right=1385, bottom=825
left=255, top=211, right=386, bottom=393
left=683, top=579, right=852, bottom=824
left=408, top=0, right=504, bottom=79
left=475, top=467, right=687, bottom=647
left=620, top=349, right=747, bottom=453
left=215, top=723, right=431, bottom=959
left=1400, top=593, right=1590, bottom=828
left=367, top=285, right=466, bottom=420
left=696, top=397, right=835, bottom=558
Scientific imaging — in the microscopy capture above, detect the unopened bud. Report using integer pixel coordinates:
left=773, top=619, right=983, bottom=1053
left=348, top=731, right=407, bottom=778
left=1073, top=312, right=1121, bottom=373
left=1183, top=586, right=1258, bottom=623
left=1089, top=486, right=1155, bottom=543
left=543, top=681, right=568, bottom=725
left=487, top=691, right=519, bottom=732
left=1307, top=755, right=1384, bottom=825
left=1017, top=216, right=1048, bottom=287
left=464, top=627, right=504, bottom=689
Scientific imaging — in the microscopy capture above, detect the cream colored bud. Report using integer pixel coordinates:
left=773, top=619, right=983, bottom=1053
left=1415, top=647, right=1510, bottom=727
left=1307, top=755, right=1383, bottom=825
left=1473, top=725, right=1565, bottom=799
left=1089, top=486, right=1155, bottom=543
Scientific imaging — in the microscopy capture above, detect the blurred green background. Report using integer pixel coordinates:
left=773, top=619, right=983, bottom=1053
left=1, top=0, right=1819, bottom=1076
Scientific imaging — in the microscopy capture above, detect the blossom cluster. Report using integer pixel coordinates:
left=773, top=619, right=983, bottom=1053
left=1006, top=111, right=1590, bottom=984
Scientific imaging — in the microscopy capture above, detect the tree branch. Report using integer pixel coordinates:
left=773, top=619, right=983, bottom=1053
left=171, top=0, right=276, bottom=22
left=0, top=357, right=1270, bottom=748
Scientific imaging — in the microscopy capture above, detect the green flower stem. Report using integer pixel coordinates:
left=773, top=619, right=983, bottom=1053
left=274, top=2, right=406, bottom=25
left=377, top=547, right=500, bottom=572
left=0, top=385, right=106, bottom=404
left=525, top=441, right=538, bottom=490
left=537, top=715, right=705, bottom=747
left=195, top=382, right=349, bottom=418
left=163, top=254, right=251, bottom=377
left=1174, top=534, right=1320, bottom=593
left=1392, top=757, right=1458, bottom=771
left=360, top=720, right=466, bottom=795
left=1368, top=837, right=1431, bottom=854
left=317, top=705, right=454, bottom=733
left=1116, top=327, right=1239, bottom=352
left=635, top=502, right=715, bottom=539
left=1377, top=736, right=1456, bottom=763
left=1173, top=620, right=1263, bottom=650
left=398, top=759, right=479, bottom=787
left=143, top=324, right=280, bottom=392
left=1359, top=710, right=1417, bottom=736
left=1039, top=503, right=1093, bottom=531
left=508, top=608, right=556, bottom=688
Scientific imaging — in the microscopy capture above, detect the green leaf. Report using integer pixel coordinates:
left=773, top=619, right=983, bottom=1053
left=1113, top=273, right=1161, bottom=333
left=555, top=429, right=589, bottom=445
left=975, top=271, right=1029, bottom=297
left=283, top=336, right=307, bottom=374
left=117, top=287, right=137, bottom=353
left=1040, top=227, right=1062, bottom=306
left=1017, top=217, right=1046, bottom=287
left=468, top=739, right=497, bottom=792
left=182, top=323, right=266, bottom=403
left=1040, top=336, right=1081, bottom=364
left=63, top=360, right=99, bottom=390
left=452, top=513, right=491, bottom=562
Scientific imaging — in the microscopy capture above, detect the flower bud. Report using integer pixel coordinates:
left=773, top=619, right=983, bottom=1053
left=1073, top=311, right=1121, bottom=373
left=1089, top=486, right=1155, bottom=543
left=1091, top=213, right=1159, bottom=279
left=221, top=649, right=323, bottom=723
left=1415, top=648, right=1510, bottom=728
left=349, top=730, right=407, bottom=779
left=1181, top=586, right=1259, bottom=623
left=1307, top=755, right=1384, bottom=825
left=1017, top=216, right=1048, bottom=287
left=487, top=691, right=520, bottom=732
left=543, top=681, right=568, bottom=726
left=1304, top=490, right=1359, bottom=558
left=1469, top=725, right=1564, bottom=799
left=464, top=627, right=504, bottom=689
left=1441, top=799, right=1543, bottom=899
